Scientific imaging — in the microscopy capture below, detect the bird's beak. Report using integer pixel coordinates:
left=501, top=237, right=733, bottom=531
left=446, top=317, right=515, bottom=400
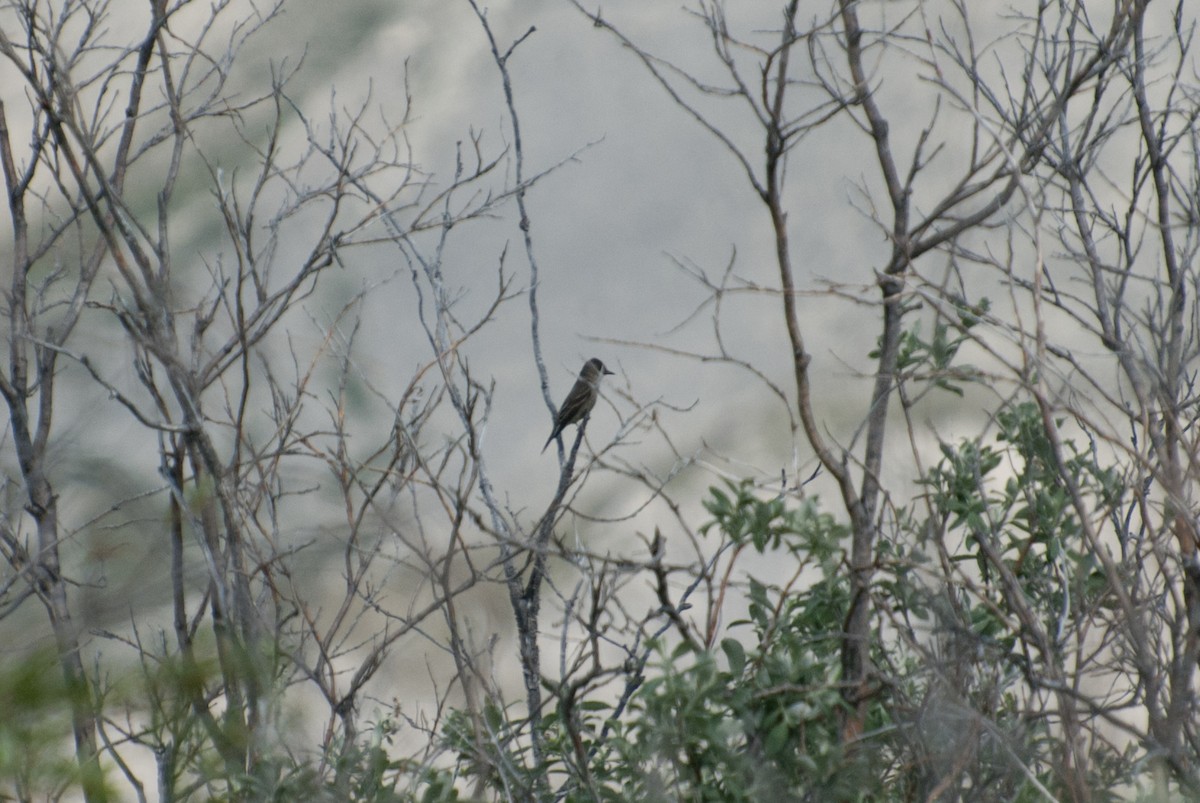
left=603, top=367, right=614, bottom=375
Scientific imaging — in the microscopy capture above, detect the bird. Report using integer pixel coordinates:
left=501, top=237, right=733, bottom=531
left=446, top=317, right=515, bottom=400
left=542, top=358, right=614, bottom=453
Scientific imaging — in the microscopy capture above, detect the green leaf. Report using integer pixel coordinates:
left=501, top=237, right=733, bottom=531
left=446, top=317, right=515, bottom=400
left=764, top=720, right=789, bottom=755
left=721, top=638, right=746, bottom=676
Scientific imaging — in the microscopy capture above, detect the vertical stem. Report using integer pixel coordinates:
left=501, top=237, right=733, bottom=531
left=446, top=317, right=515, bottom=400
left=835, top=0, right=912, bottom=741
left=1130, top=0, right=1200, bottom=777
left=0, top=100, right=107, bottom=803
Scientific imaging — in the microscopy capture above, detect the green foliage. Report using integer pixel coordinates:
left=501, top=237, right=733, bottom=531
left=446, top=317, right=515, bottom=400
left=907, top=398, right=1134, bottom=797
left=920, top=400, right=1124, bottom=616
left=583, top=483, right=884, bottom=801
left=431, top=429, right=1142, bottom=799
left=872, top=297, right=989, bottom=397
left=0, top=649, right=114, bottom=801
left=441, top=700, right=541, bottom=799
left=0, top=638, right=457, bottom=802
left=702, top=479, right=845, bottom=566
left=428, top=481, right=891, bottom=800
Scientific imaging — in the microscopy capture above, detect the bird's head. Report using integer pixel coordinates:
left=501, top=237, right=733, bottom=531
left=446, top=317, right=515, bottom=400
left=585, top=358, right=615, bottom=379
